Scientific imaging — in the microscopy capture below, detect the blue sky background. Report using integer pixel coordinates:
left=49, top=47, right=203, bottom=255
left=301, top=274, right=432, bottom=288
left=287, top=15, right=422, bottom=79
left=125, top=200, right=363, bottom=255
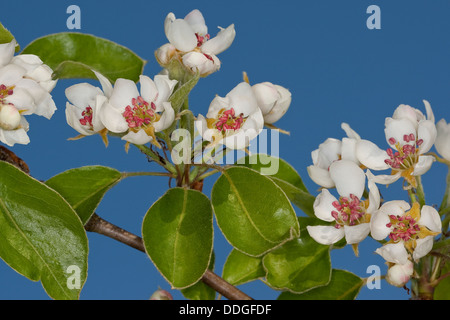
left=1, top=0, right=449, bottom=300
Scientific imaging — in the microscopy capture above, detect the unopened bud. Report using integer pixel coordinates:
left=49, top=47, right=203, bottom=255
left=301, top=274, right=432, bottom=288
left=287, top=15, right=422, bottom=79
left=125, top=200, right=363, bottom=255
left=0, top=104, right=21, bottom=130
left=386, top=261, right=413, bottom=287
left=150, top=288, right=173, bottom=300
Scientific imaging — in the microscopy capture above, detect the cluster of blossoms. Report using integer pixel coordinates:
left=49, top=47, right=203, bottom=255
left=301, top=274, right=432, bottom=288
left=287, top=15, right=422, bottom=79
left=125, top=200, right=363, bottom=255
left=65, top=10, right=292, bottom=153
left=307, top=101, right=446, bottom=288
left=0, top=40, right=57, bottom=146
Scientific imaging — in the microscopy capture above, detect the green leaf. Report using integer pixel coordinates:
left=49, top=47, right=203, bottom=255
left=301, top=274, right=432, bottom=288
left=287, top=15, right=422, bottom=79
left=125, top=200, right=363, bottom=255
left=262, top=217, right=331, bottom=293
left=237, top=154, right=315, bottom=217
left=434, top=258, right=450, bottom=300
left=21, top=32, right=146, bottom=83
left=0, top=161, right=88, bottom=300
left=142, top=187, right=213, bottom=289
left=46, top=166, right=122, bottom=225
left=222, top=249, right=265, bottom=286
left=211, top=167, right=299, bottom=257
left=181, top=252, right=216, bottom=300
left=0, top=22, right=19, bottom=52
left=277, top=269, right=364, bottom=300
left=169, top=72, right=200, bottom=114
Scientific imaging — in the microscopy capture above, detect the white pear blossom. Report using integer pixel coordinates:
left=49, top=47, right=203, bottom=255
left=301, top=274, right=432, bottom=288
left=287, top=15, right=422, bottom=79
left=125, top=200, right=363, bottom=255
left=195, top=82, right=264, bottom=150
left=0, top=40, right=57, bottom=146
left=435, top=118, right=450, bottom=161
left=156, top=9, right=235, bottom=77
left=65, top=71, right=112, bottom=145
left=355, top=101, right=437, bottom=188
left=306, top=160, right=381, bottom=248
left=385, top=261, right=414, bottom=288
left=307, top=123, right=362, bottom=188
left=371, top=201, right=441, bottom=264
left=100, top=74, right=177, bottom=147
left=252, top=82, right=291, bottom=124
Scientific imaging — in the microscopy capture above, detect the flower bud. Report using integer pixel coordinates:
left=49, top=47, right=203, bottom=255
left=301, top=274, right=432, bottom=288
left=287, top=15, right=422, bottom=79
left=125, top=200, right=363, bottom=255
left=252, top=82, right=291, bottom=124
left=155, top=43, right=177, bottom=66
left=150, top=289, right=173, bottom=300
left=385, top=261, right=413, bottom=287
left=0, top=104, right=21, bottom=130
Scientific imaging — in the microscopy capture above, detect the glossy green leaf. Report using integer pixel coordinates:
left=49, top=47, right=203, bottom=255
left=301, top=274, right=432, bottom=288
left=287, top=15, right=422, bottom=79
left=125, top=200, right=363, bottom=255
left=211, top=166, right=299, bottom=257
left=181, top=252, right=216, bottom=300
left=222, top=249, right=265, bottom=286
left=46, top=166, right=122, bottom=224
left=0, top=161, right=88, bottom=300
left=277, top=269, right=364, bottom=300
left=0, top=22, right=19, bottom=52
left=262, top=217, right=331, bottom=293
left=142, top=187, right=213, bottom=289
left=21, top=32, right=146, bottom=82
left=237, top=154, right=315, bottom=217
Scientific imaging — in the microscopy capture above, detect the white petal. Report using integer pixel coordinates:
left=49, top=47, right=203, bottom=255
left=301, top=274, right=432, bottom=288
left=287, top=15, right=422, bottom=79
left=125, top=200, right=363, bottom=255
left=153, top=102, right=175, bottom=132
left=379, top=200, right=411, bottom=216
left=184, top=9, right=208, bottom=35
left=206, top=95, right=231, bottom=118
left=384, top=117, right=416, bottom=149
left=417, top=119, right=437, bottom=154
left=369, top=210, right=391, bottom=240
left=166, top=18, right=197, bottom=52
left=0, top=64, right=26, bottom=86
left=435, top=119, right=450, bottom=160
left=329, top=160, right=365, bottom=198
left=0, top=127, right=30, bottom=146
left=65, top=102, right=93, bottom=136
left=155, top=43, right=177, bottom=66
left=252, top=82, right=278, bottom=116
left=422, top=100, right=435, bottom=123
left=93, top=70, right=113, bottom=98
left=65, top=83, right=102, bottom=109
left=375, top=242, right=410, bottom=265
left=366, top=173, right=381, bottom=213
left=369, top=171, right=401, bottom=185
left=99, top=102, right=128, bottom=133
left=139, top=75, right=158, bottom=103
left=313, top=189, right=338, bottom=222
left=154, top=74, right=177, bottom=105
left=419, top=205, right=442, bottom=233
left=412, top=155, right=435, bottom=176
left=306, top=225, right=345, bottom=245
left=314, top=138, right=342, bottom=168
left=392, top=104, right=422, bottom=128
left=122, top=130, right=152, bottom=145
left=0, top=40, right=15, bottom=67
left=227, top=82, right=259, bottom=116
left=201, top=24, right=236, bottom=55
left=109, top=78, right=139, bottom=111
left=413, top=237, right=434, bottom=261
left=263, top=85, right=291, bottom=124
left=340, top=138, right=358, bottom=164
left=356, top=139, right=390, bottom=170
left=182, top=51, right=220, bottom=76
left=344, top=223, right=370, bottom=244
left=307, top=165, right=335, bottom=188
left=341, top=122, right=361, bottom=140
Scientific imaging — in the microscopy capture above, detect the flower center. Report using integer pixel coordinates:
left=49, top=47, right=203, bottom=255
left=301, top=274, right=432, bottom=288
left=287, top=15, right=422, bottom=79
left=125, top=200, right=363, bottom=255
left=79, top=106, right=94, bottom=129
left=208, top=108, right=246, bottom=135
left=384, top=134, right=423, bottom=170
left=331, top=194, right=369, bottom=228
left=122, top=96, right=160, bottom=132
left=386, top=214, right=420, bottom=243
left=196, top=33, right=210, bottom=47
left=0, top=84, right=14, bottom=100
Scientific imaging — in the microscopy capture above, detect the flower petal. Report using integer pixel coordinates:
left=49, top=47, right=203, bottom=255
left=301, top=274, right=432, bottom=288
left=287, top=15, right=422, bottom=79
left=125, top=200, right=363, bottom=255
left=184, top=9, right=208, bottom=35
left=413, top=155, right=435, bottom=176
left=369, top=210, right=391, bottom=241
left=435, top=119, right=450, bottom=161
left=341, top=122, right=361, bottom=140
left=153, top=102, right=175, bottom=132
left=166, top=18, right=197, bottom=52
left=0, top=40, right=15, bottom=67
left=413, top=237, right=434, bottom=261
left=375, top=242, right=409, bottom=265
left=329, top=160, right=365, bottom=198
left=201, top=24, right=236, bottom=55
left=307, top=165, right=335, bottom=188
left=419, top=205, right=442, bottom=233
left=306, top=225, right=345, bottom=245
left=356, top=139, right=390, bottom=170
left=344, top=223, right=370, bottom=244
left=313, top=188, right=338, bottom=222
left=0, top=127, right=30, bottom=146
left=417, top=119, right=437, bottom=154
left=384, top=117, right=416, bottom=149
left=109, top=78, right=139, bottom=111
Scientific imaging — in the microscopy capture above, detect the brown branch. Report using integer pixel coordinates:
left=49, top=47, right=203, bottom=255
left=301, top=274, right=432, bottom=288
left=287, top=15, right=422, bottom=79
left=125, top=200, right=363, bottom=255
left=84, top=213, right=253, bottom=301
left=0, top=146, right=30, bottom=174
